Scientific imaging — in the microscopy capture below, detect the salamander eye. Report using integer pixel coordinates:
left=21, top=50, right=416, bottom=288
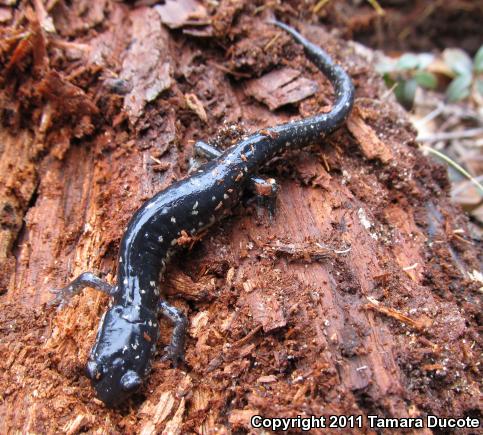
left=120, top=370, right=141, bottom=392
left=86, top=360, right=103, bottom=380
left=113, top=306, right=123, bottom=315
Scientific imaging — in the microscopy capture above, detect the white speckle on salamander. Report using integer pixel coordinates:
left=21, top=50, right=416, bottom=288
left=123, top=278, right=128, bottom=285
left=150, top=281, right=155, bottom=287
left=192, top=201, right=198, bottom=209
left=140, top=289, right=146, bottom=294
left=211, top=196, right=216, bottom=201
left=158, top=235, right=163, bottom=242
left=171, top=216, right=176, bottom=223
left=192, top=210, right=199, bottom=215
left=119, top=257, right=123, bottom=263
left=223, top=193, right=229, bottom=199
left=198, top=221, right=204, bottom=227
left=161, top=207, right=168, bottom=215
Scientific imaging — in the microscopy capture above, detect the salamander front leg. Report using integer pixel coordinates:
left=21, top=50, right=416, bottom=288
left=194, top=140, right=222, bottom=160
left=248, top=176, right=279, bottom=219
left=158, top=300, right=188, bottom=367
left=50, top=272, right=117, bottom=309
left=189, top=141, right=222, bottom=173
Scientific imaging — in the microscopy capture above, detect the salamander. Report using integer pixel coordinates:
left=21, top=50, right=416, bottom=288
left=51, top=20, right=355, bottom=407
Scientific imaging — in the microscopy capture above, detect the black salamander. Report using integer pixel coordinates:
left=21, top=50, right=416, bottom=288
left=52, top=20, right=355, bottom=407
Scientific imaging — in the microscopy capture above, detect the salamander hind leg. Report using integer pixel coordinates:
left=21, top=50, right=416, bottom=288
left=49, top=272, right=117, bottom=309
left=158, top=300, right=188, bottom=367
left=248, top=176, right=279, bottom=220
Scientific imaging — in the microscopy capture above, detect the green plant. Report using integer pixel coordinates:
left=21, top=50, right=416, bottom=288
left=444, top=46, right=483, bottom=102
left=376, top=53, right=437, bottom=109
left=376, top=45, right=483, bottom=108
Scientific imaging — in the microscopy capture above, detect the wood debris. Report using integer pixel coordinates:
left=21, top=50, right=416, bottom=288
left=185, top=93, right=208, bottom=122
left=165, top=270, right=216, bottom=301
left=154, top=0, right=208, bottom=29
left=264, top=240, right=340, bottom=262
left=364, top=297, right=432, bottom=331
left=120, top=8, right=173, bottom=121
left=139, top=391, right=176, bottom=435
left=347, top=106, right=394, bottom=163
left=244, top=67, right=319, bottom=110
left=228, top=409, right=259, bottom=429
left=62, top=414, right=95, bottom=435
left=243, top=291, right=286, bottom=332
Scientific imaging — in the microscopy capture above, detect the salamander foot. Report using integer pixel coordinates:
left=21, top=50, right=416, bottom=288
left=161, top=344, right=185, bottom=367
left=249, top=176, right=279, bottom=220
left=194, top=140, right=222, bottom=160
left=158, top=300, right=188, bottom=367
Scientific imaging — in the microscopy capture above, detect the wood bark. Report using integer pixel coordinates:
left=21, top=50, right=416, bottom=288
left=0, top=1, right=481, bottom=433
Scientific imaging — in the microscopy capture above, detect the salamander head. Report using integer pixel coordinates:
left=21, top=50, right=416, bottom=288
left=86, top=358, right=142, bottom=407
left=86, top=304, right=157, bottom=407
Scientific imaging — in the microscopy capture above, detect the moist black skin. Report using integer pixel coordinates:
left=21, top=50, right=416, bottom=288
left=51, top=20, right=355, bottom=407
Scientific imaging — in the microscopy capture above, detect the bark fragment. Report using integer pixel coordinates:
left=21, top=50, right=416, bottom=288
left=244, top=66, right=319, bottom=110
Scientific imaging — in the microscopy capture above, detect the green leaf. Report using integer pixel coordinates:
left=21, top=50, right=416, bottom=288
left=403, top=78, right=417, bottom=105
left=376, top=58, right=397, bottom=74
left=446, top=74, right=472, bottom=102
left=395, top=79, right=417, bottom=109
left=396, top=53, right=420, bottom=70
left=416, top=53, right=434, bottom=70
left=393, top=81, right=405, bottom=103
left=382, top=73, right=395, bottom=88
left=474, top=45, right=483, bottom=73
left=443, top=48, right=473, bottom=76
left=477, top=78, right=483, bottom=96
left=414, top=70, right=437, bottom=89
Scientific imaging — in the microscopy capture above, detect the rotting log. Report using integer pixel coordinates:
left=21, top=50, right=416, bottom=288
left=0, top=2, right=481, bottom=433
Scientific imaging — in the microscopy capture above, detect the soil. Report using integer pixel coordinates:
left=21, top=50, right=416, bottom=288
left=0, top=1, right=481, bottom=433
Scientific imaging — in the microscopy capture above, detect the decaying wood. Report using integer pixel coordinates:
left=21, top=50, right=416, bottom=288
left=244, top=66, right=319, bottom=110
left=0, top=1, right=481, bottom=433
